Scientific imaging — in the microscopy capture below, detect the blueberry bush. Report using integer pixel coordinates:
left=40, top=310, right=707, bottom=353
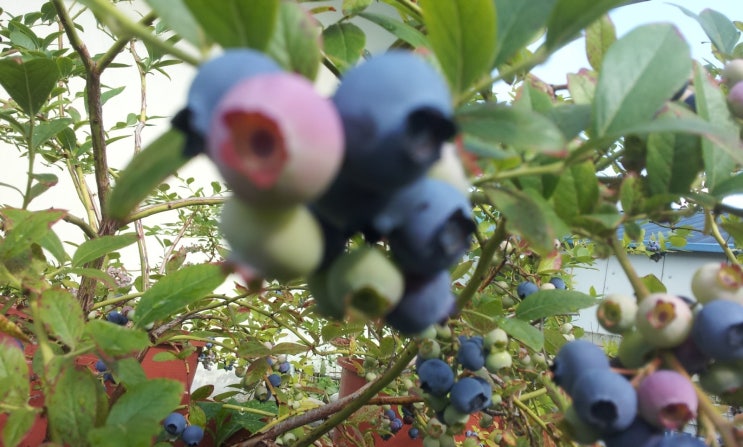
left=1, top=0, right=743, bottom=446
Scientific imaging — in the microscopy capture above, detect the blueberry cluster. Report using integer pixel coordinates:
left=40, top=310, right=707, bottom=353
left=249, top=353, right=291, bottom=403
left=179, top=49, right=473, bottom=333
left=162, top=412, right=204, bottom=446
left=412, top=328, right=512, bottom=444
left=555, top=262, right=743, bottom=446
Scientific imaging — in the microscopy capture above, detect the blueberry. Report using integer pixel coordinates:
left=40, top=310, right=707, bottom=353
left=449, top=377, right=492, bottom=414
left=516, top=281, right=539, bottom=299
left=332, top=51, right=456, bottom=193
left=106, top=311, right=128, bottom=326
left=635, top=293, right=693, bottom=348
left=655, top=433, right=707, bottom=447
left=255, top=384, right=271, bottom=402
left=408, top=427, right=420, bottom=439
left=207, top=72, right=344, bottom=207
left=646, top=240, right=660, bottom=252
left=267, top=373, right=282, bottom=388
left=671, top=336, right=710, bottom=375
left=602, top=417, right=664, bottom=447
left=637, top=370, right=697, bottom=430
left=278, top=361, right=290, bottom=374
left=549, top=277, right=566, bottom=290
left=551, top=340, right=610, bottom=396
left=457, top=339, right=485, bottom=371
left=94, top=359, right=107, bottom=372
left=385, top=271, right=455, bottom=335
left=383, top=408, right=396, bottom=420
left=390, top=418, right=403, bottom=433
left=372, top=177, right=474, bottom=275
left=692, top=299, right=743, bottom=362
left=417, top=358, right=454, bottom=396
left=186, top=49, right=281, bottom=136
left=204, top=342, right=213, bottom=349
left=571, top=369, right=637, bottom=434
left=181, top=425, right=205, bottom=446
left=163, top=412, right=187, bottom=436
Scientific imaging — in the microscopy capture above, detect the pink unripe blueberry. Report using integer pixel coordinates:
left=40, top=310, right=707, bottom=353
left=637, top=370, right=697, bottom=430
left=208, top=73, right=344, bottom=207
left=728, top=81, right=743, bottom=119
left=635, top=293, right=693, bottom=348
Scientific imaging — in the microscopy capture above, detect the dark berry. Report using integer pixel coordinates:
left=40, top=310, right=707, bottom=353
left=691, top=299, right=743, bottom=361
left=551, top=340, right=610, bottom=396
left=163, top=412, right=187, bottom=436
left=181, top=425, right=204, bottom=446
left=516, top=281, right=539, bottom=299
left=417, top=358, right=455, bottom=396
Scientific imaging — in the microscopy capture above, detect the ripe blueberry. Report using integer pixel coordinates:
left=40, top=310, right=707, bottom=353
left=551, top=340, right=610, bottom=396
left=457, top=338, right=485, bottom=371
left=163, top=412, right=187, bottom=436
left=181, top=425, right=204, bottom=446
left=691, top=299, right=743, bottom=361
left=449, top=377, right=492, bottom=414
left=571, top=369, right=637, bottom=434
left=516, top=281, right=539, bottom=299
left=417, top=358, right=454, bottom=396
left=385, top=270, right=455, bottom=335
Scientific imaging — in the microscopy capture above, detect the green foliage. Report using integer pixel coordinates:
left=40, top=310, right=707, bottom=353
left=0, top=1, right=742, bottom=446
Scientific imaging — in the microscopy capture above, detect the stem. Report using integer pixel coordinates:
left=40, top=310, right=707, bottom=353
left=471, top=161, right=564, bottom=186
left=96, top=12, right=157, bottom=74
left=456, top=220, right=507, bottom=310
left=512, top=396, right=550, bottom=432
left=610, top=234, right=650, bottom=300
left=221, top=403, right=277, bottom=418
left=706, top=212, right=738, bottom=264
left=519, top=388, right=547, bottom=402
left=126, top=197, right=224, bottom=223
left=21, top=119, right=35, bottom=210
left=79, top=0, right=200, bottom=66
left=290, top=342, right=418, bottom=447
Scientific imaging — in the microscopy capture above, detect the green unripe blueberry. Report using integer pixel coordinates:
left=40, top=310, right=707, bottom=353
left=426, top=418, right=446, bottom=438
left=723, top=59, right=743, bottom=88
left=501, top=295, right=516, bottom=308
left=418, top=325, right=438, bottom=340
left=563, top=405, right=602, bottom=444
left=490, top=393, right=502, bottom=407
left=617, top=330, right=656, bottom=368
left=419, top=338, right=441, bottom=359
left=425, top=393, right=450, bottom=412
left=438, top=434, right=456, bottom=447
left=462, top=438, right=479, bottom=447
left=443, top=405, right=470, bottom=430
left=483, top=328, right=509, bottom=350
left=479, top=413, right=494, bottom=428
left=540, top=282, right=555, bottom=291
left=423, top=437, right=441, bottom=447
left=597, top=293, right=638, bottom=334
left=485, top=350, right=512, bottom=373
left=435, top=324, right=453, bottom=340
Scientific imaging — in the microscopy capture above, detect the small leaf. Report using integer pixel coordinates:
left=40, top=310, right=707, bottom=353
left=493, top=0, right=557, bottom=66
left=188, top=403, right=207, bottom=428
left=31, top=118, right=72, bottom=149
left=358, top=12, right=429, bottom=49
left=71, top=233, right=139, bottom=268
left=342, top=0, right=372, bottom=15
left=547, top=104, right=592, bottom=141
left=270, top=342, right=310, bottom=355
left=485, top=188, right=569, bottom=256
left=585, top=14, right=616, bottom=71
left=3, top=406, right=37, bottom=447
left=183, top=0, right=279, bottom=51
left=419, top=0, right=497, bottom=94
left=592, top=24, right=691, bottom=138
left=495, top=316, right=544, bottom=351
left=566, top=69, right=597, bottom=105
left=0, top=58, right=60, bottom=115
left=645, top=132, right=702, bottom=196
left=47, top=365, right=103, bottom=446
left=106, top=130, right=189, bottom=223
left=515, top=290, right=597, bottom=321
left=552, top=161, right=599, bottom=223
left=676, top=6, right=741, bottom=56
left=322, top=22, right=366, bottom=73
left=266, top=1, right=322, bottom=80
left=545, top=0, right=626, bottom=50
left=451, top=260, right=474, bottom=282
left=191, top=384, right=214, bottom=401
left=111, top=357, right=148, bottom=387
left=135, top=263, right=227, bottom=327
left=0, top=208, right=65, bottom=261
left=641, top=274, right=666, bottom=294
left=27, top=173, right=59, bottom=203
left=39, top=289, right=84, bottom=349
left=56, top=267, right=118, bottom=288
left=457, top=104, right=566, bottom=154
left=85, top=320, right=150, bottom=357
left=462, top=309, right=498, bottom=333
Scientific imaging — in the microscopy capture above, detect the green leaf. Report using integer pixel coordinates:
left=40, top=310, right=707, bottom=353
left=199, top=399, right=277, bottom=439
left=592, top=24, right=691, bottom=138
left=37, top=220, right=67, bottom=264
left=39, top=289, right=84, bottom=349
left=641, top=274, right=666, bottom=294
left=111, top=357, right=148, bottom=387
left=0, top=58, right=60, bottom=115
left=47, top=365, right=103, bottom=446
left=0, top=208, right=65, bottom=261
left=27, top=173, right=59, bottom=203
left=183, top=0, right=279, bottom=50
left=145, top=0, right=208, bottom=49
left=266, top=1, right=322, bottom=80
left=676, top=6, right=741, bottom=56
left=0, top=343, right=29, bottom=406
left=71, top=233, right=139, bottom=268
left=85, top=320, right=150, bottom=357
left=106, top=130, right=188, bottom=223
left=547, top=104, right=592, bottom=141
left=552, top=161, right=599, bottom=223
left=419, top=0, right=497, bottom=94
left=3, top=406, right=37, bottom=447
left=585, top=14, right=615, bottom=71
left=135, top=263, right=227, bottom=327
left=692, top=63, right=739, bottom=193
left=495, top=316, right=543, bottom=351
left=342, top=0, right=372, bottom=15
left=358, top=12, right=429, bottom=49
left=709, top=174, right=743, bottom=200
left=457, top=104, right=566, bottom=154
left=645, top=132, right=702, bottom=196
left=270, top=342, right=310, bottom=355
left=566, top=69, right=597, bottom=105
left=493, top=0, right=556, bottom=67
left=31, top=118, right=72, bottom=149
left=0, top=314, right=30, bottom=343
left=462, top=309, right=499, bottom=333
left=485, top=188, right=569, bottom=256
left=545, top=0, right=626, bottom=50
left=191, top=385, right=214, bottom=401
left=57, top=267, right=118, bottom=288
left=451, top=259, right=474, bottom=282
left=322, top=22, right=366, bottom=73
left=515, top=290, right=597, bottom=321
